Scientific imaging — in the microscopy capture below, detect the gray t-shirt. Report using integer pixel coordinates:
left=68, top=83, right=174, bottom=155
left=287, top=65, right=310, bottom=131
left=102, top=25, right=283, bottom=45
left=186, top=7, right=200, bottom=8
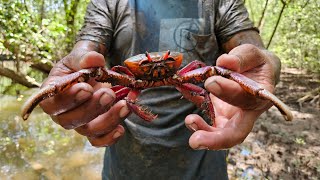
left=77, top=0, right=255, bottom=179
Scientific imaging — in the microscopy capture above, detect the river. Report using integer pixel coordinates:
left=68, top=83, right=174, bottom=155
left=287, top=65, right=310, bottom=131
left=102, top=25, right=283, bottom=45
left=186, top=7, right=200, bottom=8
left=0, top=90, right=104, bottom=179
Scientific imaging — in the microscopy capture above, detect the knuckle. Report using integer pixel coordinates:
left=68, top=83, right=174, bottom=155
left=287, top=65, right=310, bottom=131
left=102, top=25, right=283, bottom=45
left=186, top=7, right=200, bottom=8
left=75, top=124, right=92, bottom=136
left=56, top=117, right=79, bottom=130
left=89, top=138, right=112, bottom=147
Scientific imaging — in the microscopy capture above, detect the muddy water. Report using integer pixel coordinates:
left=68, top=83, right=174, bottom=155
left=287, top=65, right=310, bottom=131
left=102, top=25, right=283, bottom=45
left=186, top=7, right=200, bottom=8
left=0, top=90, right=104, bottom=179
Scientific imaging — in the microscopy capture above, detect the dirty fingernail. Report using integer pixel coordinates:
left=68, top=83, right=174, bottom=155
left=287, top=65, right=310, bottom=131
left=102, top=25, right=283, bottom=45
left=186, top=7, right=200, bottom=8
left=113, top=131, right=122, bottom=139
left=187, top=123, right=198, bottom=132
left=119, top=105, right=130, bottom=118
left=205, top=79, right=222, bottom=96
left=99, top=93, right=115, bottom=106
left=75, top=90, right=92, bottom=101
left=196, top=146, right=209, bottom=150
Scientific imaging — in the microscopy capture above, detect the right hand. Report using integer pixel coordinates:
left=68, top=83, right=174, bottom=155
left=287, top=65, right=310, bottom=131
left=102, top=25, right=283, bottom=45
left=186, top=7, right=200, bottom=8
left=39, top=42, right=130, bottom=147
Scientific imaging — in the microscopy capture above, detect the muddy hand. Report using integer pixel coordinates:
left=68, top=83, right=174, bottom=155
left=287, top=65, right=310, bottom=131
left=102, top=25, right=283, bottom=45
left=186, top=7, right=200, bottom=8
left=185, top=44, right=289, bottom=150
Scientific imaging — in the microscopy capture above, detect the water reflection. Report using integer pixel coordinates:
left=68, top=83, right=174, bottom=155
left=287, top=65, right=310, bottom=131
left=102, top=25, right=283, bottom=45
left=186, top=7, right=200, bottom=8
left=0, top=91, right=104, bottom=179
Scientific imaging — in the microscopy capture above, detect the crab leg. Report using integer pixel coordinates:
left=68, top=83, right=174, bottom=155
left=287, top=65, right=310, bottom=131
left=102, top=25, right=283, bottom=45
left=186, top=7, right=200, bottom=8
left=177, top=60, right=206, bottom=76
left=214, top=66, right=293, bottom=121
left=21, top=68, right=98, bottom=120
left=22, top=67, right=135, bottom=120
left=178, top=64, right=293, bottom=121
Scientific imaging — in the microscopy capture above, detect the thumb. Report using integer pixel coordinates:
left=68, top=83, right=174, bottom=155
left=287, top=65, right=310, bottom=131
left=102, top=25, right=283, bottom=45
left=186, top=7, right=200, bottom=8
left=217, top=44, right=266, bottom=73
left=79, top=51, right=106, bottom=69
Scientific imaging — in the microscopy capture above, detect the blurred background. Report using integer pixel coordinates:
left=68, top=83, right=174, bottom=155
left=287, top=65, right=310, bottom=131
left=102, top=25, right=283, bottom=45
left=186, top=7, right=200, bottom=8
left=0, top=0, right=319, bottom=179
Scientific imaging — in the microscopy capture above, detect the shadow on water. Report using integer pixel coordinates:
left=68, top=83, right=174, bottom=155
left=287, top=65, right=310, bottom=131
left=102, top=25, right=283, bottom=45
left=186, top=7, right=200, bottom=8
left=0, top=89, right=104, bottom=179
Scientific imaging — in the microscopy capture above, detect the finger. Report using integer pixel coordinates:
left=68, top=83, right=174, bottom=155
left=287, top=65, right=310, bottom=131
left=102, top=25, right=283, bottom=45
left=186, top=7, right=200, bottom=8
left=185, top=114, right=214, bottom=132
left=75, top=100, right=130, bottom=137
left=40, top=83, right=94, bottom=115
left=79, top=51, right=106, bottom=69
left=189, top=111, right=258, bottom=150
left=51, top=88, right=116, bottom=129
left=205, top=76, right=268, bottom=110
left=87, top=124, right=125, bottom=147
left=217, top=44, right=266, bottom=73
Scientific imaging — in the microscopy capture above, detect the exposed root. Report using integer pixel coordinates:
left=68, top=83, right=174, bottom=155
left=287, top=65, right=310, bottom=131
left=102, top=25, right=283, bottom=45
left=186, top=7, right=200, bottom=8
left=297, top=87, right=320, bottom=108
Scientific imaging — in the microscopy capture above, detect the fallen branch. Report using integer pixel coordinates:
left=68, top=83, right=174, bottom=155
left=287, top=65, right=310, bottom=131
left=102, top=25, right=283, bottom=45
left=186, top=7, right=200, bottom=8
left=30, top=61, right=53, bottom=74
left=0, top=66, right=40, bottom=88
left=297, top=87, right=320, bottom=108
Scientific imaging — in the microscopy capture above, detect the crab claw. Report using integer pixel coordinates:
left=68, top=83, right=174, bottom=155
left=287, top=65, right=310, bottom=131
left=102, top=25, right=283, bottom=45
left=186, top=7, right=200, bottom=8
left=176, top=83, right=216, bottom=126
left=125, top=90, right=157, bottom=121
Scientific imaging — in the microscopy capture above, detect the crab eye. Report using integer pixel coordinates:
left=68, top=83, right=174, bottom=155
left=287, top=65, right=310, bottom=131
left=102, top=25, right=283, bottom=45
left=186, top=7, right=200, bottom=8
left=145, top=51, right=153, bottom=62
left=162, top=50, right=171, bottom=60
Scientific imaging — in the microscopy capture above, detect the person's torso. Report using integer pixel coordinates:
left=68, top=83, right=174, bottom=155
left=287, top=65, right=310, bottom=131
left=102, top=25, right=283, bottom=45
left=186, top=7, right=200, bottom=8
left=106, top=0, right=222, bottom=146
left=102, top=1, right=228, bottom=179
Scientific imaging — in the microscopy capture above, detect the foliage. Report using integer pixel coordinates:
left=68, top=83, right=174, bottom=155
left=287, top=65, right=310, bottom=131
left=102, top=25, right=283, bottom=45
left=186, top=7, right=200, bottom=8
left=0, top=0, right=64, bottom=64
left=0, top=0, right=319, bottom=94
left=0, top=0, right=89, bottom=94
left=245, top=0, right=320, bottom=74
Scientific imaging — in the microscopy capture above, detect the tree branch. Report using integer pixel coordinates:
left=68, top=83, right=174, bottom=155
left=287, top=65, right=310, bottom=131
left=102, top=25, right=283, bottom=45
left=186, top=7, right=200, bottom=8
left=266, top=0, right=289, bottom=48
left=258, top=0, right=269, bottom=30
left=0, top=66, right=40, bottom=88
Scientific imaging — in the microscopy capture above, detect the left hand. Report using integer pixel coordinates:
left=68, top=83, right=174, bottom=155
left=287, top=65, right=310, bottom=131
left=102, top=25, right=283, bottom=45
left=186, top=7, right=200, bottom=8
left=185, top=44, right=281, bottom=150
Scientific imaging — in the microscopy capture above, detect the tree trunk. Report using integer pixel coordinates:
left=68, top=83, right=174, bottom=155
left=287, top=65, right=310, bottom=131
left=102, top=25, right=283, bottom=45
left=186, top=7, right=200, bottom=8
left=258, top=0, right=269, bottom=30
left=63, top=0, right=81, bottom=50
left=40, top=0, right=45, bottom=26
left=266, top=0, right=288, bottom=48
left=248, top=0, right=255, bottom=23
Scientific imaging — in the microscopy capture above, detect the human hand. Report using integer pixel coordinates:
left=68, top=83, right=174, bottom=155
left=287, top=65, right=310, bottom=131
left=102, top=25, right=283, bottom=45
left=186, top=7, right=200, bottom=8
left=39, top=42, right=130, bottom=147
left=185, top=44, right=281, bottom=150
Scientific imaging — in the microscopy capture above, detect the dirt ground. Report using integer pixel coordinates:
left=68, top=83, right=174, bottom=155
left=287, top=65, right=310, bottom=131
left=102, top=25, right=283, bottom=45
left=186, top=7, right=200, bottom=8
left=227, top=68, right=320, bottom=179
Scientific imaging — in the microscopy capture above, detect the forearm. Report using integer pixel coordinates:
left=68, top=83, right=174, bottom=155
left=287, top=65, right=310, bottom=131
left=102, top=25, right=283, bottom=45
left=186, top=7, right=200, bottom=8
left=73, top=40, right=107, bottom=54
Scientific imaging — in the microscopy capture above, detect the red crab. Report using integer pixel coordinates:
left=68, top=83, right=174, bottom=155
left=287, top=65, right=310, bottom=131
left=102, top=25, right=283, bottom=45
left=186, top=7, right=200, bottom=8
left=21, top=51, right=293, bottom=124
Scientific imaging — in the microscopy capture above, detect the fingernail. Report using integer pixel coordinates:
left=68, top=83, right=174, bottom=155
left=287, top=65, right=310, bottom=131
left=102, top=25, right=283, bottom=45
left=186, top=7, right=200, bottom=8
left=113, top=131, right=122, bottom=139
left=196, top=146, right=209, bottom=150
left=187, top=123, right=198, bottom=132
left=99, top=93, right=115, bottom=106
left=119, top=105, right=130, bottom=118
left=75, top=90, right=92, bottom=101
left=205, top=79, right=222, bottom=96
